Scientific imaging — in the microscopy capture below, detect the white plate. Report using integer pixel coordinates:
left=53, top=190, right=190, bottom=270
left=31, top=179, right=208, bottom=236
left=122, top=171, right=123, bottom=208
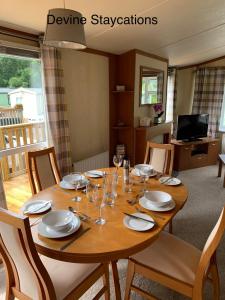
left=21, top=200, right=52, bottom=215
left=139, top=197, right=176, bottom=212
left=38, top=215, right=81, bottom=238
left=84, top=170, right=104, bottom=178
left=131, top=168, right=157, bottom=177
left=123, top=212, right=155, bottom=231
left=59, top=179, right=89, bottom=190
left=159, top=176, right=181, bottom=186
left=63, top=174, right=86, bottom=185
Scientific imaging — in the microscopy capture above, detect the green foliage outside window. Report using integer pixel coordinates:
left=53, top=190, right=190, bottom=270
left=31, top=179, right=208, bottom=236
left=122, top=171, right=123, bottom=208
left=0, top=55, right=42, bottom=88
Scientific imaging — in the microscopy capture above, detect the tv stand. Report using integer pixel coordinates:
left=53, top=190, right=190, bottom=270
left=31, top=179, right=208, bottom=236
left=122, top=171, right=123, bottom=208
left=171, top=137, right=219, bottom=171
left=182, top=138, right=202, bottom=142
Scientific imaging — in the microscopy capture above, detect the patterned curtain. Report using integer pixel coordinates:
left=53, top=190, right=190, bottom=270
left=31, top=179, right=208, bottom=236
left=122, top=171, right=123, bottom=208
left=192, top=68, right=225, bottom=138
left=0, top=172, right=7, bottom=208
left=157, top=72, right=164, bottom=103
left=166, top=68, right=177, bottom=136
left=41, top=45, right=72, bottom=176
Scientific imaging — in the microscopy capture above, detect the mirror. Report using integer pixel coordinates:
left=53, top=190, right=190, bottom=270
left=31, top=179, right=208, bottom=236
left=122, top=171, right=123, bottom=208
left=139, top=66, right=164, bottom=106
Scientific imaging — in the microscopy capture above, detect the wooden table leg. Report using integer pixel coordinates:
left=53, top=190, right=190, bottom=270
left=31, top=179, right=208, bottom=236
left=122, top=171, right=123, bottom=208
left=218, top=159, right=222, bottom=177
left=111, top=260, right=122, bottom=300
left=223, top=173, right=225, bottom=188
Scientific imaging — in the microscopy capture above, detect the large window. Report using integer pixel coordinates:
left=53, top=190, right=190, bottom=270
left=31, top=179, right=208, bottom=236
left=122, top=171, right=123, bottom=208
left=0, top=46, right=47, bottom=180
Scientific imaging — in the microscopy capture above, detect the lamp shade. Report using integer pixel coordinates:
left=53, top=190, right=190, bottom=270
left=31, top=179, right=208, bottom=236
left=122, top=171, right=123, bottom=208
left=44, top=8, right=86, bottom=49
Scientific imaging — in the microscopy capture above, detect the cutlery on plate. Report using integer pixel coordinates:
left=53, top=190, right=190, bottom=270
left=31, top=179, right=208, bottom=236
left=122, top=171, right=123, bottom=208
left=123, top=212, right=156, bottom=225
left=86, top=171, right=103, bottom=177
left=24, top=201, right=51, bottom=214
left=60, top=227, right=91, bottom=251
left=161, top=177, right=172, bottom=184
left=134, top=206, right=166, bottom=220
left=30, top=217, right=42, bottom=227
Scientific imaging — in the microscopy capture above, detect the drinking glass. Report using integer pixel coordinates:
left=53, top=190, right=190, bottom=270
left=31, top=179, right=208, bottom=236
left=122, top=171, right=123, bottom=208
left=103, top=172, right=118, bottom=206
left=113, top=154, right=123, bottom=173
left=139, top=170, right=150, bottom=192
left=86, top=183, right=94, bottom=202
left=93, top=187, right=106, bottom=225
left=127, top=174, right=134, bottom=193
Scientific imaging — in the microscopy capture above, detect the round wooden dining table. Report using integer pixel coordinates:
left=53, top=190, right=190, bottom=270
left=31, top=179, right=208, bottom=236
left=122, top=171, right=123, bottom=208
left=29, top=168, right=188, bottom=300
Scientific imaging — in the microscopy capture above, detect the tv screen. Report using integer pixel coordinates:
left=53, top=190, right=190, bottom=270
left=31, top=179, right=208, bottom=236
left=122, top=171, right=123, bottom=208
left=177, top=114, right=209, bottom=141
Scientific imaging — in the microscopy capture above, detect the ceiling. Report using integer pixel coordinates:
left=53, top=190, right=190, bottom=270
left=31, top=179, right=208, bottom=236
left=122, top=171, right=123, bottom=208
left=0, top=0, right=225, bottom=66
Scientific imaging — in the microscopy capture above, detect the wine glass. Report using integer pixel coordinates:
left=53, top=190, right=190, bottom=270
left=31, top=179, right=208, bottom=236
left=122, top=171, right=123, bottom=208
left=72, top=172, right=82, bottom=203
left=113, top=154, right=123, bottom=173
left=93, top=187, right=106, bottom=225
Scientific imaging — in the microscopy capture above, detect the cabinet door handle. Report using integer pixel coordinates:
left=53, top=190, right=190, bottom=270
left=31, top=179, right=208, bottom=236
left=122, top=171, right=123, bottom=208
left=197, top=157, right=202, bottom=159
left=184, top=147, right=190, bottom=150
left=211, top=143, right=216, bottom=146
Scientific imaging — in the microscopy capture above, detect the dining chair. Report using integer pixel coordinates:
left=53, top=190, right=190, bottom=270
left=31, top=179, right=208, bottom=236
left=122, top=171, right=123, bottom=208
left=26, top=147, right=62, bottom=194
left=0, top=208, right=110, bottom=300
left=125, top=206, right=225, bottom=300
left=144, top=142, right=174, bottom=176
left=144, top=141, right=174, bottom=233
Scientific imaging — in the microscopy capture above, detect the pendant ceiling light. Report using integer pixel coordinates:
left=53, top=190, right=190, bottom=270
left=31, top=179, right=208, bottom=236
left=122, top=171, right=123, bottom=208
left=44, top=0, right=86, bottom=49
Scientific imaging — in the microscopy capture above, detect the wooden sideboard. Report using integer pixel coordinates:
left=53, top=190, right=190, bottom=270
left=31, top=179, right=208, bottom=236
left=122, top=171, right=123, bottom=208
left=135, top=122, right=172, bottom=164
left=171, top=137, right=220, bottom=171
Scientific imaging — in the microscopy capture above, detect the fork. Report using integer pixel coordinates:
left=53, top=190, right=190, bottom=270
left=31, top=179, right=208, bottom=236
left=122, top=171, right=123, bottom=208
left=68, top=206, right=91, bottom=221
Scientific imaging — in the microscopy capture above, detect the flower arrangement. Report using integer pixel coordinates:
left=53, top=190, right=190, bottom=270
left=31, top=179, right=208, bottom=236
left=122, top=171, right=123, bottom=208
left=153, top=103, right=164, bottom=118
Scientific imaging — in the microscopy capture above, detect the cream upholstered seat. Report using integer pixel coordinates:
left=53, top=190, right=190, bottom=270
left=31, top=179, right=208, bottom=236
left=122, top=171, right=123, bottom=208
left=40, top=256, right=99, bottom=300
left=131, top=231, right=201, bottom=286
left=144, top=142, right=174, bottom=176
left=0, top=208, right=110, bottom=300
left=26, top=147, right=62, bottom=194
left=125, top=206, right=225, bottom=300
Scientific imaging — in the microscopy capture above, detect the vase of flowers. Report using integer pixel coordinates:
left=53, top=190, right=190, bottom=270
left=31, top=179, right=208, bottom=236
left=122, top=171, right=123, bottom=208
left=153, top=103, right=164, bottom=124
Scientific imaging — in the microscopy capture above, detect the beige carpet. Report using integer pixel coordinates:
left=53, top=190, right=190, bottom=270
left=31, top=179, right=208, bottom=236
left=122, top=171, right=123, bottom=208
left=1, top=165, right=225, bottom=299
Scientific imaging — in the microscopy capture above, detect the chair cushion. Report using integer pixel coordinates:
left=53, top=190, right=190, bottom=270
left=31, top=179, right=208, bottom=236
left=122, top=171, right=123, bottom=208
left=131, top=231, right=201, bottom=286
left=40, top=256, right=100, bottom=300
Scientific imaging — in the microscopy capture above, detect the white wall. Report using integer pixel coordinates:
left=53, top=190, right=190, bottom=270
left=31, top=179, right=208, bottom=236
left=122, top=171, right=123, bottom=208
left=60, top=49, right=109, bottom=162
left=134, top=54, right=168, bottom=127
left=176, top=68, right=195, bottom=116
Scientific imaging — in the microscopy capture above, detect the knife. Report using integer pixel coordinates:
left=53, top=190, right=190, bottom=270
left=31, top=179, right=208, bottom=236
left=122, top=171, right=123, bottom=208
left=123, top=212, right=156, bottom=225
left=60, top=227, right=91, bottom=251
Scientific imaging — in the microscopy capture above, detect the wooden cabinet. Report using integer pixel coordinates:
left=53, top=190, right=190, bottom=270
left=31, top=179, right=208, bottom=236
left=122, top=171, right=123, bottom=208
left=171, top=138, right=220, bottom=171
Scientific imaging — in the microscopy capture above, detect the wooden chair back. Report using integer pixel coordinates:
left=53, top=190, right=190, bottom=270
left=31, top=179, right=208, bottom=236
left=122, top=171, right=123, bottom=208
left=193, top=206, right=225, bottom=298
left=144, top=142, right=174, bottom=175
left=26, top=147, right=61, bottom=194
left=0, top=208, right=56, bottom=300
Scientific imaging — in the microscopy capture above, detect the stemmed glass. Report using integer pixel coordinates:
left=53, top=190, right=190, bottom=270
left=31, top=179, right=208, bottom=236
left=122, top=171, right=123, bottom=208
left=72, top=172, right=82, bottom=203
left=113, top=154, right=123, bottom=173
left=93, top=187, right=106, bottom=225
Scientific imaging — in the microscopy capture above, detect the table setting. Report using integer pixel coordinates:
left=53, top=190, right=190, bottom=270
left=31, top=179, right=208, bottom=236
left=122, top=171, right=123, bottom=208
left=23, top=160, right=186, bottom=247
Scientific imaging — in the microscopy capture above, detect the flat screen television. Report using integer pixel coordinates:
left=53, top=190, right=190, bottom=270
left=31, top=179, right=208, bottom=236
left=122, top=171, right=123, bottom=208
left=176, top=114, right=209, bottom=141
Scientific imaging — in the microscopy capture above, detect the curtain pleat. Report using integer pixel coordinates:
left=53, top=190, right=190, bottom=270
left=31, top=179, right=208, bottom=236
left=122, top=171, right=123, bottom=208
left=41, top=45, right=72, bottom=176
left=192, top=68, right=225, bottom=138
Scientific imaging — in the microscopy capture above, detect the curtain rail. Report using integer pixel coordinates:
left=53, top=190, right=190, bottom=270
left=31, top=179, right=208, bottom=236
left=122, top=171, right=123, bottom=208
left=0, top=26, right=41, bottom=43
